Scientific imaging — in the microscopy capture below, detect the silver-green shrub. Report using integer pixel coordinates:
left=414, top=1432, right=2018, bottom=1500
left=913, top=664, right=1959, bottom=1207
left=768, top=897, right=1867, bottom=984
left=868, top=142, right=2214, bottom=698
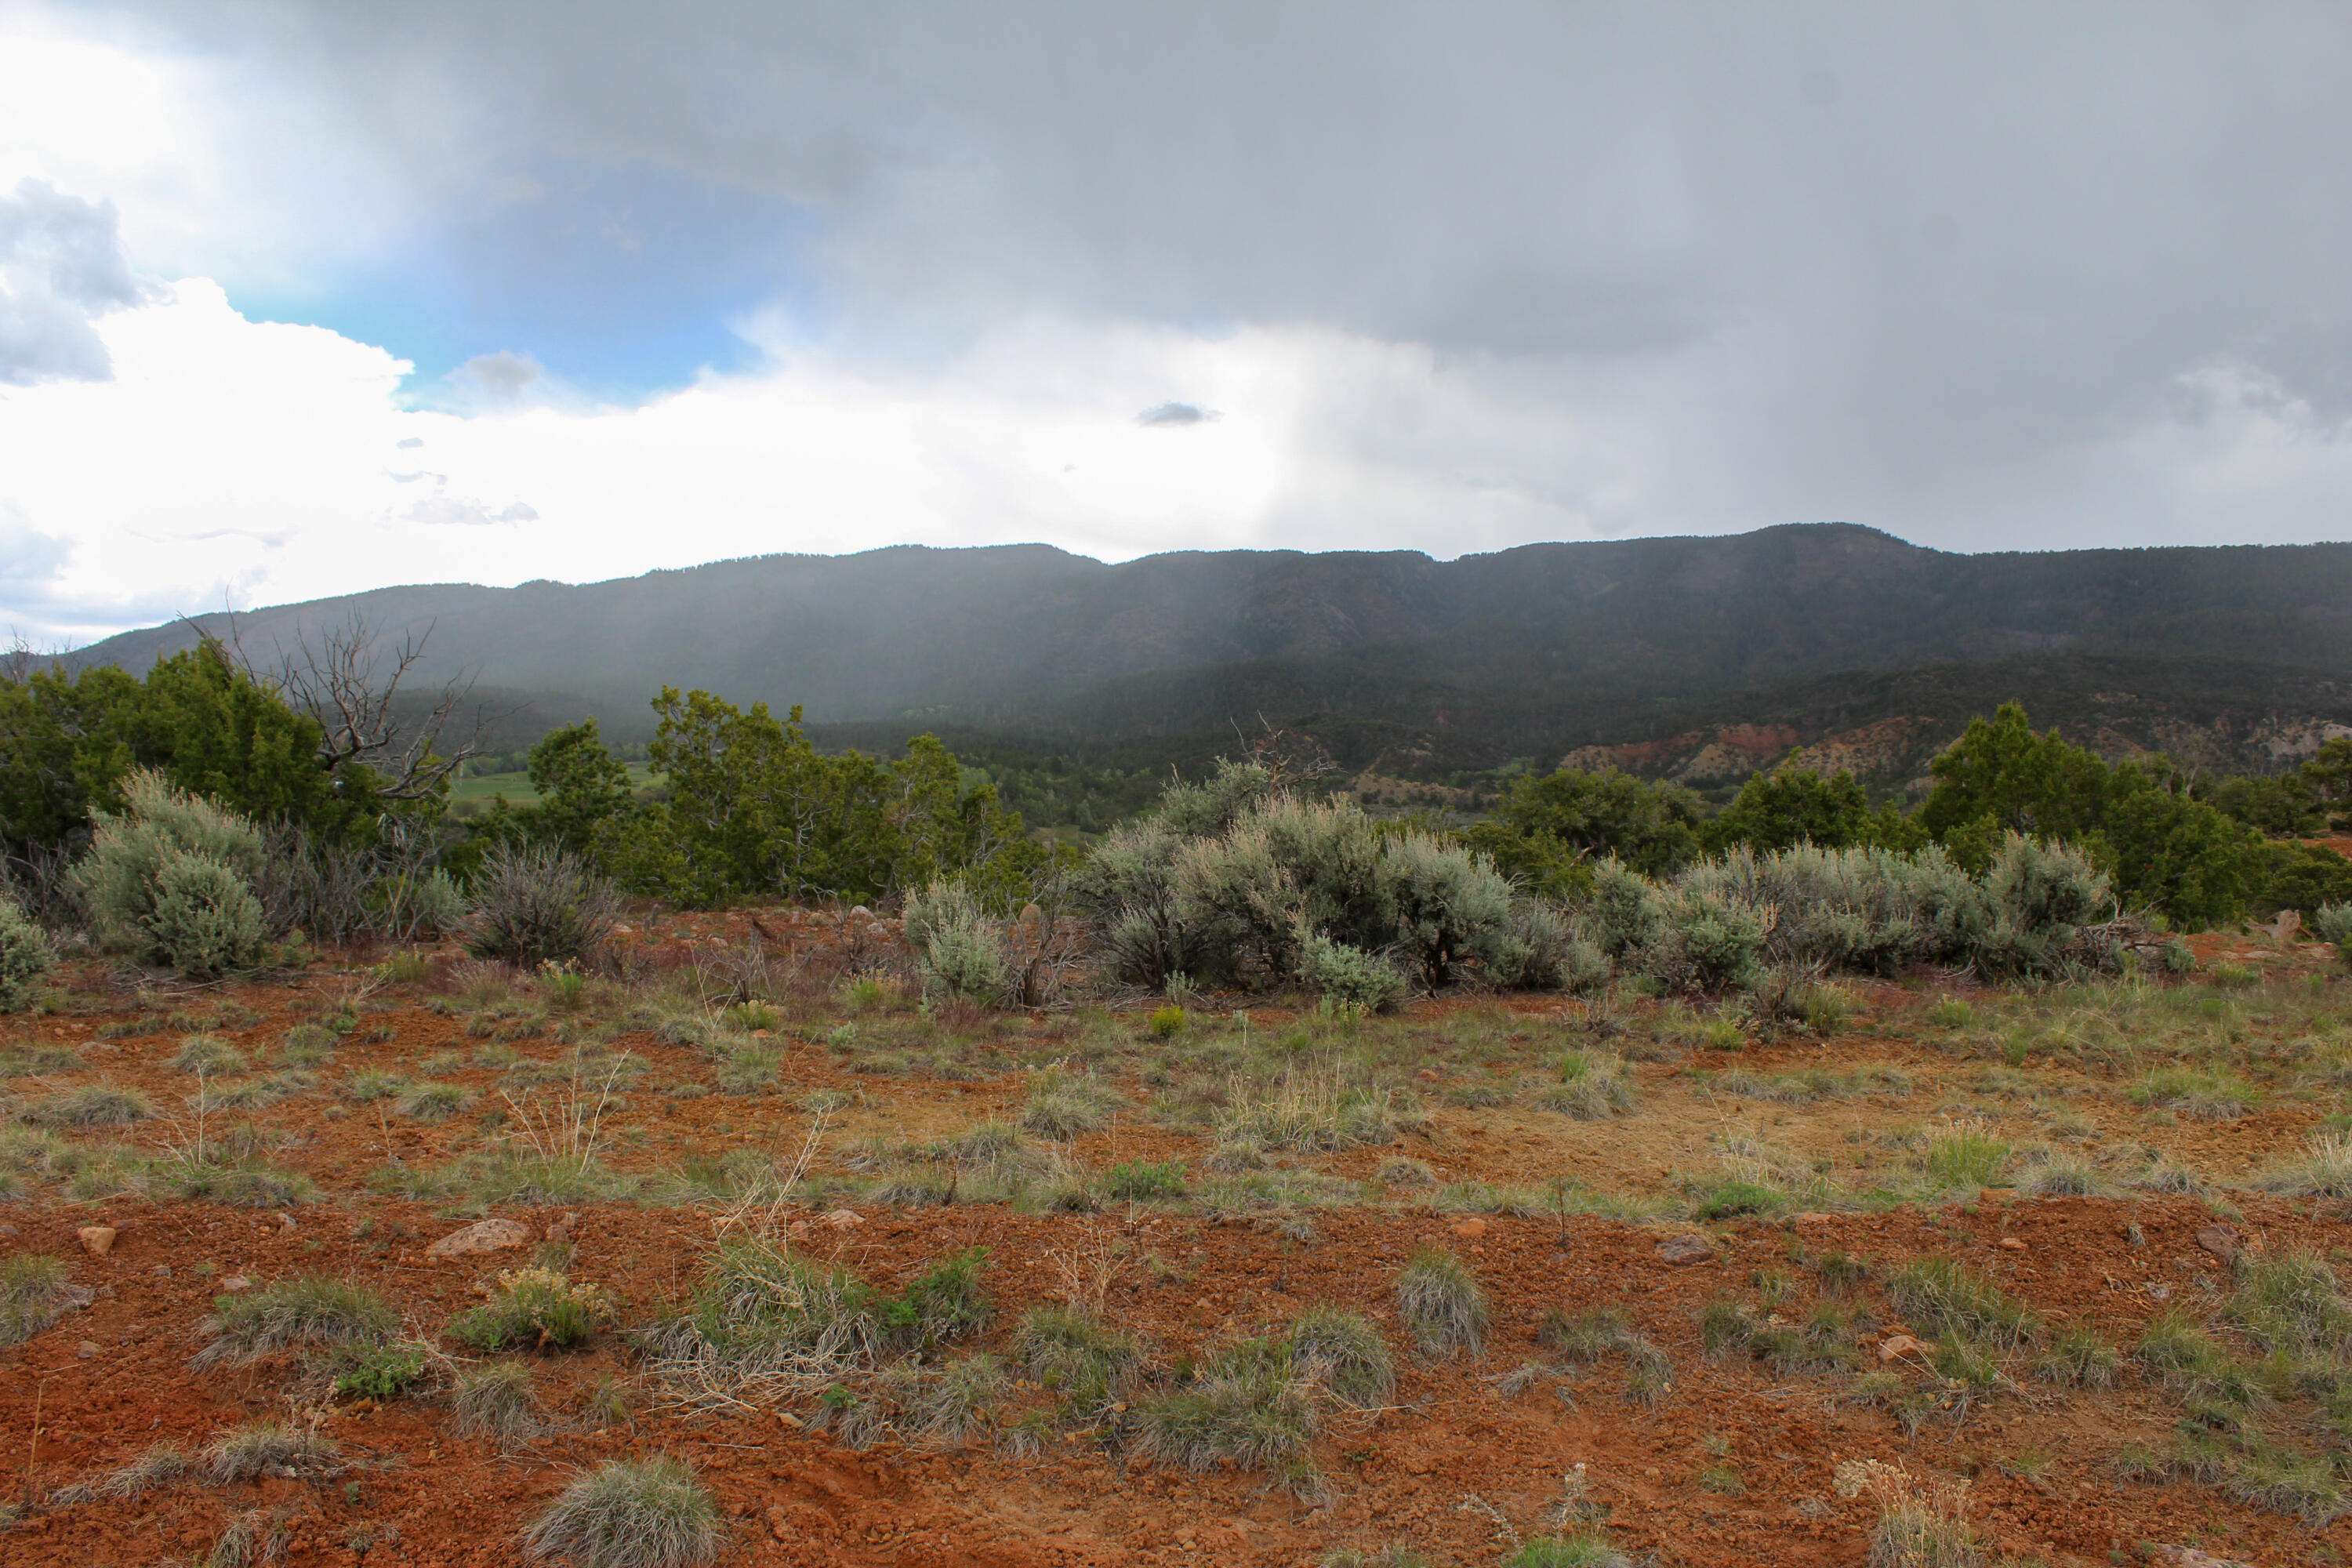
left=1581, top=857, right=1667, bottom=958
left=1069, top=820, right=1236, bottom=988
left=1973, top=833, right=2114, bottom=978
left=71, top=771, right=270, bottom=975
left=904, top=877, right=1016, bottom=1004
left=1299, top=933, right=1410, bottom=1011
left=0, top=894, right=54, bottom=1011
left=2308, top=902, right=2350, bottom=965
left=1635, top=886, right=1769, bottom=993
left=146, top=852, right=267, bottom=975
left=1385, top=831, right=1525, bottom=986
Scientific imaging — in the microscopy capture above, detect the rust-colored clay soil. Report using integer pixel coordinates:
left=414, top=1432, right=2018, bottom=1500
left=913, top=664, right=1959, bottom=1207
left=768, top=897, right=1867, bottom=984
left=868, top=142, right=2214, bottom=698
left=2, top=907, right=2347, bottom=1568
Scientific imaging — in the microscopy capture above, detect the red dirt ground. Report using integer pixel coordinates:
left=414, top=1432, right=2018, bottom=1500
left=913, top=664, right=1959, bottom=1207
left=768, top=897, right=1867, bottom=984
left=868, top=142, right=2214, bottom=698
left=3, top=909, right=2349, bottom=1567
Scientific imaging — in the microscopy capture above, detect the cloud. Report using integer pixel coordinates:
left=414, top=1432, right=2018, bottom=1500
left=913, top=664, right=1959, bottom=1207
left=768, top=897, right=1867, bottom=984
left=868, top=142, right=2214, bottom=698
left=0, top=177, right=144, bottom=382
left=0, top=0, right=2349, bottom=648
left=401, top=495, right=539, bottom=526
left=452, top=348, right=543, bottom=401
left=1136, top=401, right=1214, bottom=427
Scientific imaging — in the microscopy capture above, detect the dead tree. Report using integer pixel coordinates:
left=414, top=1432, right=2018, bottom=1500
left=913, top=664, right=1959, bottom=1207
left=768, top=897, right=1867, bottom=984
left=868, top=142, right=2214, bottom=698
left=205, top=611, right=498, bottom=800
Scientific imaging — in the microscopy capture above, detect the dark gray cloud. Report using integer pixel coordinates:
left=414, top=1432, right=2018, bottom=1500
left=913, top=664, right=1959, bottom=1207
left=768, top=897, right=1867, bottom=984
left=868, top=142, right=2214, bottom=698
left=0, top=178, right=144, bottom=383
left=1136, top=402, right=1212, bottom=427
left=74, top=2, right=2352, bottom=546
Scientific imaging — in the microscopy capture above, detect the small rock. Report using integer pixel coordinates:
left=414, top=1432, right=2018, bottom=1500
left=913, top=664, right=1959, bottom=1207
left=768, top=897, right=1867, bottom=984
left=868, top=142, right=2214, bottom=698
left=848, top=906, right=872, bottom=918
left=77, top=1341, right=100, bottom=1359
left=0, top=1223, right=17, bottom=1236
left=1997, top=1236, right=2025, bottom=1250
left=821, top=1209, right=865, bottom=1229
left=220, top=1275, right=251, bottom=1291
left=1878, top=1333, right=1929, bottom=1363
left=59, top=1283, right=94, bottom=1310
left=152, top=1265, right=172, bottom=1279
left=1450, top=1218, right=1489, bottom=1240
left=1655, top=1234, right=1712, bottom=1265
left=76, top=1225, right=118, bottom=1258
left=1018, top=903, right=1044, bottom=924
left=2147, top=1283, right=2172, bottom=1301
left=2195, top=1225, right=2238, bottom=1261
left=2150, top=1546, right=2257, bottom=1568
left=424, top=1217, right=533, bottom=1259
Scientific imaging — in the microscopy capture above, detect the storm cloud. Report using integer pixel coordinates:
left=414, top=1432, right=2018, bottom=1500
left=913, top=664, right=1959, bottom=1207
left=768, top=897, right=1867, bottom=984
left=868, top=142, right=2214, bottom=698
left=0, top=176, right=142, bottom=382
left=2, top=2, right=2350, bottom=644
left=78, top=2, right=2352, bottom=547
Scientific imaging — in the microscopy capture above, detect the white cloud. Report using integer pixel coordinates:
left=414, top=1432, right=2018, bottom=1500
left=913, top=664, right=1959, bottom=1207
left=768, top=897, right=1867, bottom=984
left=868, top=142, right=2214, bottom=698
left=9, top=276, right=2352, bottom=648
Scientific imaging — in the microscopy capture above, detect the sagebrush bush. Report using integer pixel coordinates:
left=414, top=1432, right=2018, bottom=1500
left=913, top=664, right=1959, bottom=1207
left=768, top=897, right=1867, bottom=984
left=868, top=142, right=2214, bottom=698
left=460, top=844, right=622, bottom=966
left=1070, top=819, right=1232, bottom=989
left=1635, top=887, right=1769, bottom=993
left=903, top=877, right=1014, bottom=1004
left=1973, top=833, right=2114, bottom=978
left=1299, top=933, right=1410, bottom=1011
left=1385, top=832, right=1525, bottom=986
left=72, top=771, right=270, bottom=975
left=0, top=894, right=55, bottom=1011
left=523, top=1455, right=721, bottom=1568
left=2316, top=902, right=2352, bottom=964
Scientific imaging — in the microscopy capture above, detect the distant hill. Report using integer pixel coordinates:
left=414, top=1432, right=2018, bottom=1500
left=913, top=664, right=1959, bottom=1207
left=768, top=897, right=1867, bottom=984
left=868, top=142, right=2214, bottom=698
left=63, top=524, right=2352, bottom=792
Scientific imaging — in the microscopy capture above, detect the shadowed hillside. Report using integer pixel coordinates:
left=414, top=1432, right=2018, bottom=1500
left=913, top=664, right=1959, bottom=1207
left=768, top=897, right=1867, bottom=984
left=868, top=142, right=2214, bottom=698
left=64, top=524, right=2352, bottom=783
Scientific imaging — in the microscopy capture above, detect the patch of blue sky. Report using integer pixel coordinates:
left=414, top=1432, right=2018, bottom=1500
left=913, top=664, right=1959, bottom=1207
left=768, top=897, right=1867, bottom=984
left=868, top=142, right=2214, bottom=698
left=225, top=158, right=826, bottom=403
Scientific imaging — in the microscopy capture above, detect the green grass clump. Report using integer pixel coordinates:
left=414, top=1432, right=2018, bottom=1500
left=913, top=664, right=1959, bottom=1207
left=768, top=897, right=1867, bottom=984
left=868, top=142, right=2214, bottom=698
left=1531, top=1050, right=1635, bottom=1120
left=204, top=1421, right=342, bottom=1483
left=2257, top=1132, right=2352, bottom=1199
left=1008, top=1305, right=1142, bottom=1421
left=1395, top=1249, right=1488, bottom=1357
left=876, top=1249, right=991, bottom=1349
left=0, top=1252, right=72, bottom=1346
left=1104, top=1158, right=1188, bottom=1200
left=1920, top=1127, right=2010, bottom=1192
left=194, top=1275, right=398, bottom=1367
left=1020, top=1069, right=1124, bottom=1138
left=453, top=1361, right=543, bottom=1442
left=154, top=1156, right=318, bottom=1208
left=1131, top=1337, right=1319, bottom=1473
left=100, top=1443, right=191, bottom=1500
left=2228, top=1248, right=2352, bottom=1359
left=1213, top=1073, right=1409, bottom=1151
left=521, top=1455, right=721, bottom=1568
left=642, top=1236, right=879, bottom=1374
left=172, top=1033, right=248, bottom=1075
left=1886, top=1258, right=2041, bottom=1348
left=397, top=1082, right=473, bottom=1122
left=1504, top=1537, right=1632, bottom=1568
left=20, top=1084, right=152, bottom=1127
left=2132, top=1067, right=2259, bottom=1120
left=449, top=1268, right=613, bottom=1352
left=2033, top=1324, right=2122, bottom=1388
left=1690, top=1179, right=1781, bottom=1220
left=1288, top=1305, right=1396, bottom=1405
left=2133, top=1307, right=2230, bottom=1388
left=276, top=1022, right=339, bottom=1065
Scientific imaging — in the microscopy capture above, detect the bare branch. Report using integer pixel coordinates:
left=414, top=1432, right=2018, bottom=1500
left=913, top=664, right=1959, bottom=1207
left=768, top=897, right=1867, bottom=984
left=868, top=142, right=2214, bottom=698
left=212, top=612, right=506, bottom=801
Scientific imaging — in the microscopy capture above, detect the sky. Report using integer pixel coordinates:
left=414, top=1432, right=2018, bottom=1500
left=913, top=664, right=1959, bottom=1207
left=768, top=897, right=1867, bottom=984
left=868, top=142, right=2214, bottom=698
left=3, top=2, right=2350, bottom=647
